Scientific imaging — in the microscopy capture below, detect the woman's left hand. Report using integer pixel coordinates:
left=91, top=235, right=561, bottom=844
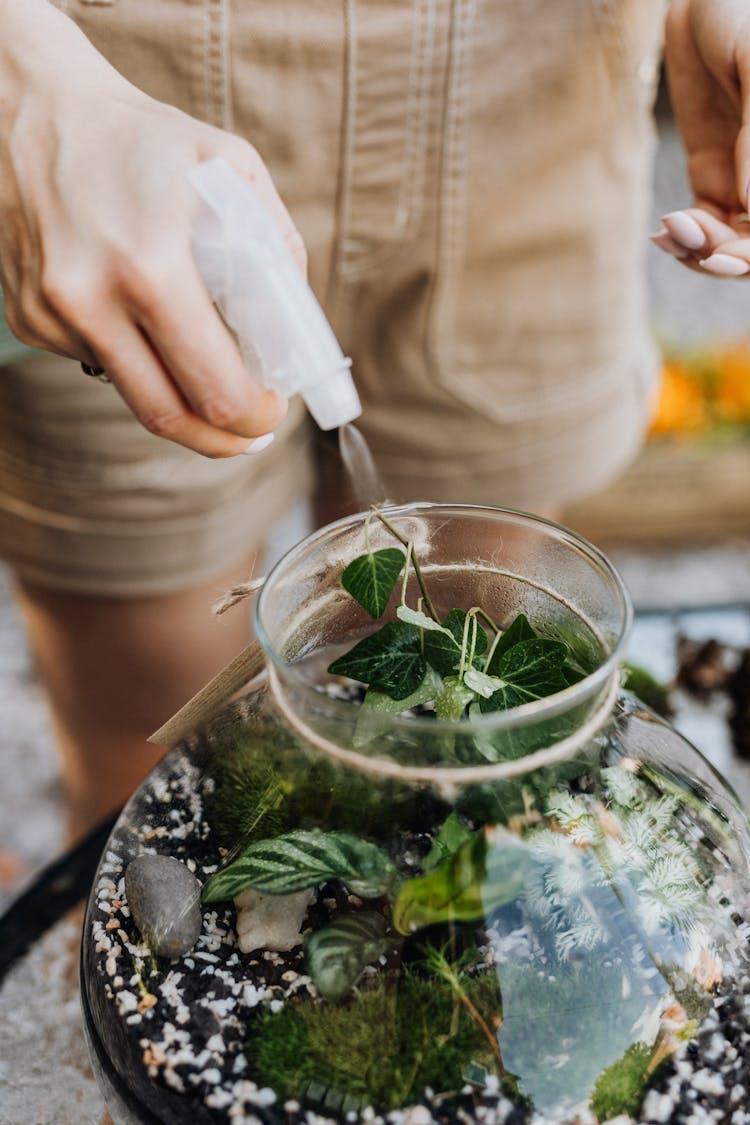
left=655, top=0, right=750, bottom=277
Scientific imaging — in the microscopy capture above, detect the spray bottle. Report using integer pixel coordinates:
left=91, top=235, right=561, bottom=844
left=187, top=157, right=361, bottom=431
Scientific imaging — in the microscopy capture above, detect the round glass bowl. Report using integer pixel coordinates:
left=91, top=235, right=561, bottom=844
left=81, top=506, right=750, bottom=1125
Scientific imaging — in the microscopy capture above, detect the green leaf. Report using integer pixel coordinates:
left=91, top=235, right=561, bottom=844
left=485, top=613, right=536, bottom=675
left=201, top=829, right=397, bottom=903
left=341, top=548, right=406, bottom=619
left=305, top=912, right=388, bottom=1001
left=423, top=812, right=474, bottom=872
left=435, top=676, right=476, bottom=720
left=353, top=669, right=442, bottom=747
left=479, top=638, right=569, bottom=713
left=360, top=669, right=441, bottom=717
left=395, top=605, right=448, bottom=632
left=327, top=621, right=426, bottom=700
left=392, top=833, right=527, bottom=934
left=463, top=668, right=504, bottom=699
left=423, top=609, right=487, bottom=677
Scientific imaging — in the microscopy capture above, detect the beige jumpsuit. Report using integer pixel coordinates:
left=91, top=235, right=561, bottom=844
left=0, top=0, right=664, bottom=593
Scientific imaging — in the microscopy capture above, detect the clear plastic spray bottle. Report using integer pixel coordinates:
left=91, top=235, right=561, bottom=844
left=188, top=158, right=361, bottom=431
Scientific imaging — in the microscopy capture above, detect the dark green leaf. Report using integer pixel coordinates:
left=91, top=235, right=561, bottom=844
left=305, top=912, right=388, bottom=1000
left=423, top=609, right=487, bottom=677
left=341, top=548, right=406, bottom=619
left=201, top=829, right=397, bottom=903
left=328, top=621, right=426, bottom=700
left=485, top=613, right=536, bottom=675
left=479, top=638, right=569, bottom=713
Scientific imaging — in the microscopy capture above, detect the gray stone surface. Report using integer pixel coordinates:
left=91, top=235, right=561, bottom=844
left=125, top=855, right=202, bottom=959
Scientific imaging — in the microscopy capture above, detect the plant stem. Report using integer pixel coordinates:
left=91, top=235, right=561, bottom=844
left=427, top=946, right=505, bottom=1074
left=372, top=509, right=439, bottom=621
left=475, top=608, right=500, bottom=635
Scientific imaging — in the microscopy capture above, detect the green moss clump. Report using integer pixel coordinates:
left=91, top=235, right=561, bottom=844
left=622, top=662, right=672, bottom=717
left=204, top=715, right=447, bottom=851
left=249, top=969, right=507, bottom=1113
left=590, top=1041, right=653, bottom=1121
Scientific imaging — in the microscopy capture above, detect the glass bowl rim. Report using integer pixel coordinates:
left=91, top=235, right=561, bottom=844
left=255, top=502, right=633, bottom=738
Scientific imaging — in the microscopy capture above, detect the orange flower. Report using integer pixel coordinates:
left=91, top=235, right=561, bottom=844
left=648, top=359, right=709, bottom=436
left=713, top=343, right=750, bottom=424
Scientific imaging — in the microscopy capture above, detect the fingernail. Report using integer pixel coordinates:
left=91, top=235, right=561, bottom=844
left=662, top=211, right=706, bottom=251
left=699, top=253, right=750, bottom=277
left=242, top=433, right=275, bottom=455
left=649, top=230, right=691, bottom=260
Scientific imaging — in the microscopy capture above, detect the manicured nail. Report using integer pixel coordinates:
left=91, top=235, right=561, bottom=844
left=649, top=229, right=691, bottom=260
left=699, top=254, right=750, bottom=277
left=662, top=211, right=706, bottom=251
left=242, top=433, right=275, bottom=455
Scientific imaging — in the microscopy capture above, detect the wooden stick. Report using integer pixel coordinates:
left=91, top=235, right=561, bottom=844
left=148, top=640, right=266, bottom=746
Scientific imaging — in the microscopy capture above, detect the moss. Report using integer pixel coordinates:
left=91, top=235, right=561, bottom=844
left=590, top=1041, right=653, bottom=1121
left=250, top=967, right=508, bottom=1113
left=622, top=663, right=672, bottom=717
left=204, top=716, right=447, bottom=851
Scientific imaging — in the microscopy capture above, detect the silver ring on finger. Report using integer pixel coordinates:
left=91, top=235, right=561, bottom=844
left=80, top=361, right=112, bottom=384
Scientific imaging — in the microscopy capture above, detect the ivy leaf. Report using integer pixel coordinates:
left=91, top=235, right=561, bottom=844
left=463, top=668, right=504, bottom=699
left=327, top=621, right=426, bottom=700
left=423, top=609, right=487, bottom=677
left=479, top=638, right=569, bottom=713
left=341, top=548, right=406, bottom=619
left=435, top=676, right=476, bottom=720
left=201, top=829, right=397, bottom=903
left=353, top=669, right=442, bottom=747
left=396, top=604, right=448, bottom=632
left=360, top=668, right=441, bottom=716
left=485, top=613, right=536, bottom=675
left=393, top=833, right=527, bottom=934
left=423, top=812, right=474, bottom=872
left=305, top=912, right=388, bottom=1001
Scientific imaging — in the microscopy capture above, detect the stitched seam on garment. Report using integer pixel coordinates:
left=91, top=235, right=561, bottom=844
left=326, top=0, right=358, bottom=315
left=338, top=0, right=435, bottom=280
left=203, top=0, right=233, bottom=130
left=336, top=1, right=436, bottom=281
left=426, top=0, right=476, bottom=381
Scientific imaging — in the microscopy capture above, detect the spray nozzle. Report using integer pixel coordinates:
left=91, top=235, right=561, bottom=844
left=187, top=157, right=361, bottom=431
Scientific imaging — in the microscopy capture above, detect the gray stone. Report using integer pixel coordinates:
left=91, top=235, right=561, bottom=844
left=124, top=854, right=202, bottom=959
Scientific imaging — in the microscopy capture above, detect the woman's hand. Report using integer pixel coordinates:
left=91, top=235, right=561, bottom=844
left=0, top=0, right=304, bottom=456
left=654, top=0, right=750, bottom=277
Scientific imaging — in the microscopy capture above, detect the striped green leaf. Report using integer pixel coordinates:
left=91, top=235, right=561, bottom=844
left=201, top=829, right=397, bottom=903
left=305, top=912, right=388, bottom=1000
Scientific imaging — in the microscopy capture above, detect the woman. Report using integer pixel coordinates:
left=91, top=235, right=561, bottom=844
left=0, top=0, right=744, bottom=834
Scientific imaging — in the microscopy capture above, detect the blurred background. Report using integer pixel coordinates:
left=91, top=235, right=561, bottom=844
left=1, top=81, right=750, bottom=1125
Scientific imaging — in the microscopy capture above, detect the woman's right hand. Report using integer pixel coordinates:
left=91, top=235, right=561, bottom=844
left=0, top=0, right=306, bottom=457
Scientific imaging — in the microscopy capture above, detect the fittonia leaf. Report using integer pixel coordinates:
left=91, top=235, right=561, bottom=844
left=201, top=829, right=397, bottom=903
left=327, top=621, right=426, bottom=700
left=305, top=912, right=388, bottom=1001
left=341, top=548, right=406, bottom=619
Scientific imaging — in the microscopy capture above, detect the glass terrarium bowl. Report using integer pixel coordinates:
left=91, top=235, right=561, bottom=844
left=81, top=504, right=750, bottom=1125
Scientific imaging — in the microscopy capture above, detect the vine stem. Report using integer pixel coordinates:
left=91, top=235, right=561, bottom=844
left=372, top=508, right=439, bottom=621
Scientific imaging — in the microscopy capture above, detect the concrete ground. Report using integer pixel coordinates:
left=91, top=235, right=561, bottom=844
left=1, top=115, right=750, bottom=1124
